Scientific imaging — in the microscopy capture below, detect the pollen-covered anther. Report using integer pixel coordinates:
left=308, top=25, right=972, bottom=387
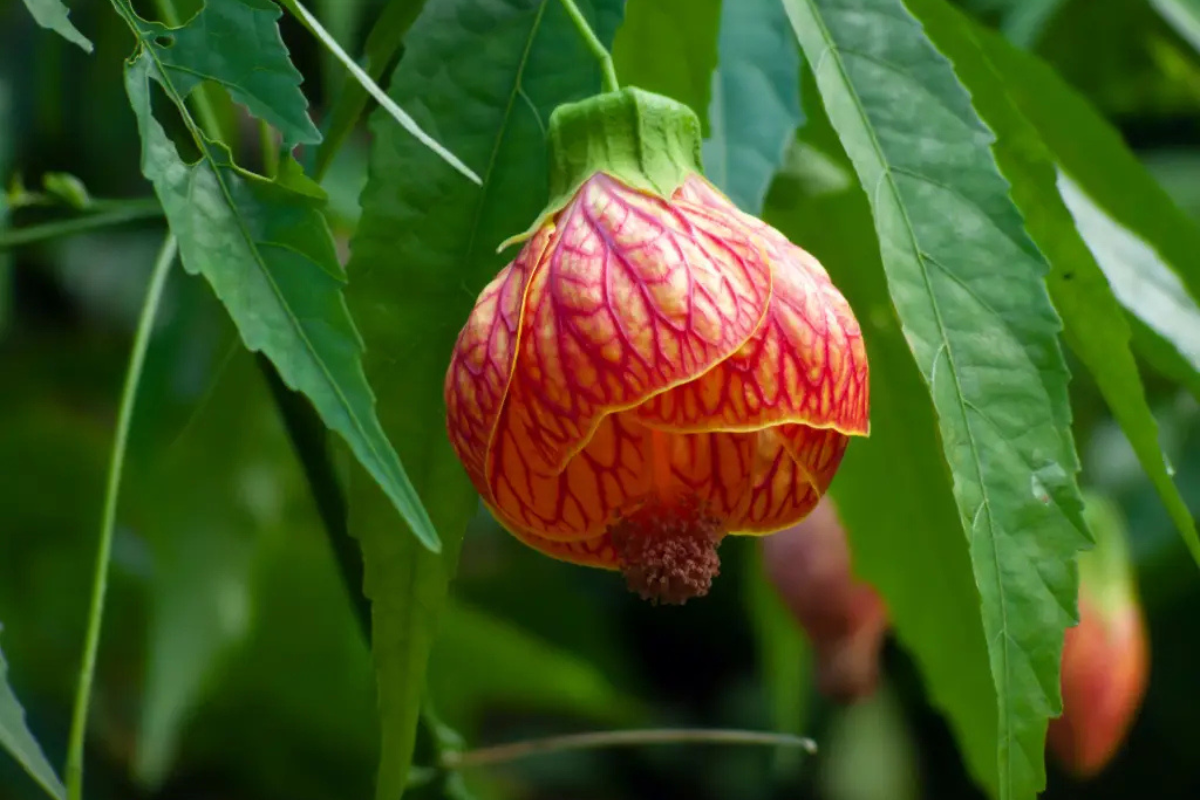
left=609, top=497, right=724, bottom=605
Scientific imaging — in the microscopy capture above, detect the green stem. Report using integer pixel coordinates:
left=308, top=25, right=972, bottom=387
left=0, top=202, right=163, bottom=250
left=557, top=0, right=619, bottom=92
left=65, top=234, right=177, bottom=800
left=440, top=728, right=817, bottom=770
left=152, top=0, right=223, bottom=139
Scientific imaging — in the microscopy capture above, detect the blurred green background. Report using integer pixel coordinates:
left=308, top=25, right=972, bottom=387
left=2, top=0, right=1200, bottom=798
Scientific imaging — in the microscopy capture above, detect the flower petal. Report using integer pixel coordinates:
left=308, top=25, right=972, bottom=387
left=489, top=411, right=651, bottom=541
left=486, top=173, right=772, bottom=526
left=505, top=526, right=621, bottom=569
left=444, top=228, right=551, bottom=494
left=638, top=178, right=869, bottom=436
left=728, top=424, right=848, bottom=534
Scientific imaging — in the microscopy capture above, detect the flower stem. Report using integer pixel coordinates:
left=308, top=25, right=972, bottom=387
left=64, top=234, right=177, bottom=800
left=557, top=0, right=619, bottom=92
left=0, top=202, right=163, bottom=250
left=440, top=728, right=817, bottom=770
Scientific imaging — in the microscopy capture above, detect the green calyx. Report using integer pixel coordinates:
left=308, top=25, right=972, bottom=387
left=499, top=87, right=703, bottom=251
left=547, top=86, right=703, bottom=200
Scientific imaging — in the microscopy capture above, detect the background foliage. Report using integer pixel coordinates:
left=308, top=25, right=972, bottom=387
left=2, top=0, right=1200, bottom=799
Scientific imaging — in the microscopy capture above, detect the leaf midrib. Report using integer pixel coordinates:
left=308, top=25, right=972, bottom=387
left=794, top=0, right=1016, bottom=792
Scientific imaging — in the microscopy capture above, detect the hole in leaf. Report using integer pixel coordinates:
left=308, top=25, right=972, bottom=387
left=154, top=35, right=175, bottom=48
left=149, top=80, right=202, bottom=165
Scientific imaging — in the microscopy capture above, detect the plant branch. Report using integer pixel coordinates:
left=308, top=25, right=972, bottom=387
left=65, top=234, right=177, bottom=800
left=557, top=0, right=619, bottom=92
left=440, top=728, right=818, bottom=770
left=0, top=202, right=163, bottom=250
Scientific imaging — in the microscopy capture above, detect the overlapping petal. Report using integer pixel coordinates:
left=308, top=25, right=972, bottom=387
left=444, top=227, right=550, bottom=494
left=638, top=177, right=869, bottom=437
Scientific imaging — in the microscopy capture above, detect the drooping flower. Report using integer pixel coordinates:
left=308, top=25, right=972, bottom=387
left=445, top=88, right=869, bottom=604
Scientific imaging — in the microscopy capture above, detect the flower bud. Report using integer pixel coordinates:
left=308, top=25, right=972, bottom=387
left=1047, top=495, right=1149, bottom=778
left=762, top=498, right=888, bottom=701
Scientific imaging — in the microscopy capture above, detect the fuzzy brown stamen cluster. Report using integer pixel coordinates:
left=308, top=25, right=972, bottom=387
left=609, top=499, right=724, bottom=605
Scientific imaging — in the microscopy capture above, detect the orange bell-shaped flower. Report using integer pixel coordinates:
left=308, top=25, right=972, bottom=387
left=445, top=88, right=869, bottom=603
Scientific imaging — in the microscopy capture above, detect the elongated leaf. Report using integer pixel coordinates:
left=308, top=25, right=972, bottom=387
left=781, top=1, right=1090, bottom=797
left=1152, top=0, right=1200, bottom=55
left=314, top=0, right=428, bottom=178
left=122, top=0, right=319, bottom=145
left=0, top=634, right=65, bottom=800
left=612, top=0, right=720, bottom=130
left=702, top=0, right=802, bottom=213
left=902, top=0, right=1200, bottom=574
left=345, top=0, right=624, bottom=796
left=1058, top=174, right=1200, bottom=381
left=280, top=0, right=479, bottom=183
left=969, top=25, right=1200, bottom=314
left=117, top=0, right=440, bottom=551
left=20, top=0, right=92, bottom=52
left=765, top=127, right=998, bottom=797
left=961, top=21, right=1200, bottom=396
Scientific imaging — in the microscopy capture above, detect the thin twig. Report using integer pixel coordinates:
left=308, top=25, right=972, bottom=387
left=557, top=0, right=619, bottom=92
left=65, top=234, right=177, bottom=800
left=440, top=728, right=818, bottom=770
left=0, top=203, right=163, bottom=250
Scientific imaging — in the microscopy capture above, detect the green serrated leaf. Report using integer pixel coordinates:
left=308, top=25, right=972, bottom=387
left=20, top=0, right=93, bottom=52
left=702, top=0, right=802, bottom=214
left=345, top=0, right=624, bottom=796
left=781, top=1, right=1090, bottom=797
left=612, top=0, right=720, bottom=133
left=903, top=0, right=1200, bottom=587
left=765, top=119, right=998, bottom=798
left=119, top=11, right=440, bottom=551
left=0, top=633, right=65, bottom=800
left=119, top=0, right=320, bottom=145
